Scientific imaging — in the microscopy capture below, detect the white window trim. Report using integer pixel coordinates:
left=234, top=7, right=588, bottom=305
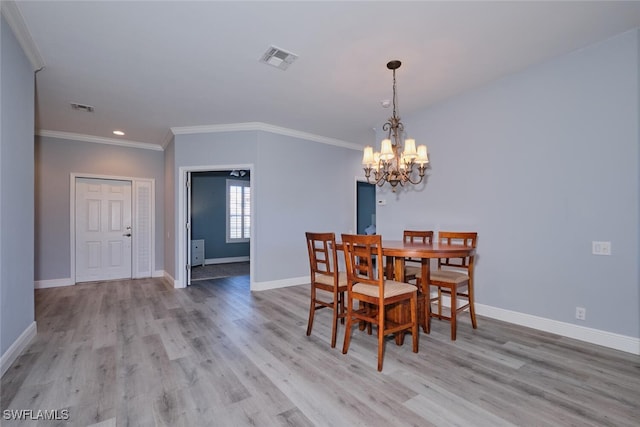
left=226, top=179, right=250, bottom=243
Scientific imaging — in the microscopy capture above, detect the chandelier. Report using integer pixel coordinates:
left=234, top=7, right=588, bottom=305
left=362, top=60, right=429, bottom=192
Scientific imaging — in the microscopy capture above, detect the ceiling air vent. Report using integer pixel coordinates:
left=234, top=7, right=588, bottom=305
left=71, top=103, right=95, bottom=112
left=259, top=46, right=298, bottom=71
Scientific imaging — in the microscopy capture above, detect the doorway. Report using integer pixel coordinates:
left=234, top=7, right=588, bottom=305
left=357, top=181, right=376, bottom=234
left=189, top=170, right=251, bottom=283
left=179, top=165, right=254, bottom=288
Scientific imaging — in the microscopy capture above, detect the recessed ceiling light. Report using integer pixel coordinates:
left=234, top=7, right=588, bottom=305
left=113, top=130, right=125, bottom=136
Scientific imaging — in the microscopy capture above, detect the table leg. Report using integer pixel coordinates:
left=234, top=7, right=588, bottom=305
left=385, top=255, right=394, bottom=279
left=421, top=258, right=431, bottom=333
left=393, top=256, right=406, bottom=345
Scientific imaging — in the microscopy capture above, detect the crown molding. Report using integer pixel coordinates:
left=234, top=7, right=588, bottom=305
left=37, top=122, right=364, bottom=153
left=160, top=129, right=175, bottom=149
left=38, top=130, right=164, bottom=151
left=1, top=1, right=45, bottom=71
left=171, top=122, right=363, bottom=151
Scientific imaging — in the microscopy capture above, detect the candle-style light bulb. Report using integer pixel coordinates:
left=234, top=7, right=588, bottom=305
left=380, top=139, right=394, bottom=160
left=416, top=145, right=429, bottom=165
left=362, top=146, right=374, bottom=165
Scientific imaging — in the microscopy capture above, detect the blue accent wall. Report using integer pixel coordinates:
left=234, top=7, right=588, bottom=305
left=191, top=171, right=250, bottom=260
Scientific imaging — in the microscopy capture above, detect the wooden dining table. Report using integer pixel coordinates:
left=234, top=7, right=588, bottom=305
left=336, top=239, right=476, bottom=344
left=380, top=240, right=475, bottom=343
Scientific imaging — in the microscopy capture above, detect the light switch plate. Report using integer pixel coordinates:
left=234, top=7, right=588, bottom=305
left=592, top=241, right=611, bottom=255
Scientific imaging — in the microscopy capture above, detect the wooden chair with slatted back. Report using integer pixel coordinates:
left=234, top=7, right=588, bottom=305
left=305, top=232, right=348, bottom=348
left=403, top=230, right=434, bottom=282
left=341, top=233, right=418, bottom=371
left=417, top=231, right=477, bottom=340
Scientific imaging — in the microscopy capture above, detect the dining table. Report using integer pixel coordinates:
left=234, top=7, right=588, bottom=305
left=336, top=239, right=476, bottom=345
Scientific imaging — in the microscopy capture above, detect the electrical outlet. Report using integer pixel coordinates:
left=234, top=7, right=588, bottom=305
left=592, top=241, right=611, bottom=255
left=575, top=307, right=586, bottom=321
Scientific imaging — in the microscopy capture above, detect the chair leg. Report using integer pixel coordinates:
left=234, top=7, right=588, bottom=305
left=366, top=303, right=373, bottom=335
left=330, top=294, right=339, bottom=348
left=306, top=287, right=316, bottom=337
left=377, top=304, right=385, bottom=372
left=342, top=299, right=353, bottom=355
left=450, top=285, right=457, bottom=341
left=468, top=287, right=478, bottom=329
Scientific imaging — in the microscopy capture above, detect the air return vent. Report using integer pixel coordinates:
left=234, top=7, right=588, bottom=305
left=71, top=103, right=95, bottom=112
left=259, top=46, right=298, bottom=71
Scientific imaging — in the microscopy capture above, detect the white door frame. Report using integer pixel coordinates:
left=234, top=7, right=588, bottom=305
left=70, top=173, right=155, bottom=284
left=177, top=164, right=254, bottom=289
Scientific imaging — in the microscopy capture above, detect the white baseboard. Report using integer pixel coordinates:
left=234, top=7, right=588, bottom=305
left=36, top=272, right=166, bottom=288
left=34, top=278, right=74, bottom=289
left=162, top=271, right=184, bottom=289
left=1, top=321, right=37, bottom=377
left=205, top=256, right=250, bottom=265
left=251, top=276, right=307, bottom=291
left=475, top=303, right=640, bottom=355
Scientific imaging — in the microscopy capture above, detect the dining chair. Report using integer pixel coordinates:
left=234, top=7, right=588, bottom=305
left=403, top=230, right=434, bottom=282
left=341, top=233, right=418, bottom=371
left=305, top=232, right=348, bottom=348
left=417, top=231, right=477, bottom=340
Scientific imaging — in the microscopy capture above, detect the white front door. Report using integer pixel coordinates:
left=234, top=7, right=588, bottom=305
left=75, top=178, right=132, bottom=282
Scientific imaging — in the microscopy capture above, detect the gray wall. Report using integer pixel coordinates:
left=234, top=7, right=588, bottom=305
left=377, top=30, right=640, bottom=338
left=191, top=172, right=250, bottom=260
left=1, top=14, right=35, bottom=355
left=171, top=130, right=361, bottom=283
left=34, top=136, right=165, bottom=280
left=254, top=131, right=359, bottom=282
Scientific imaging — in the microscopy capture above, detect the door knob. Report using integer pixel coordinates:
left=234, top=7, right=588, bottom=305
left=123, top=233, right=131, bottom=237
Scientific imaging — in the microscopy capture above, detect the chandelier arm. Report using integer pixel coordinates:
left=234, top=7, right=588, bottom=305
left=404, top=175, right=424, bottom=185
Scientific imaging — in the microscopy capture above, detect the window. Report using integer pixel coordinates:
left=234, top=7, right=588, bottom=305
left=227, top=179, right=250, bottom=243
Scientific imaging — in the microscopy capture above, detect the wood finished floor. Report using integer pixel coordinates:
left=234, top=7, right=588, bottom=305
left=2, top=276, right=639, bottom=427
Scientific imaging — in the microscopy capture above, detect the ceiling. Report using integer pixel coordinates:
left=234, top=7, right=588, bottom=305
left=10, top=1, right=640, bottom=149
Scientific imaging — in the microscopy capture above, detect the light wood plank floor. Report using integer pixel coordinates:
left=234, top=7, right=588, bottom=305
left=2, top=277, right=639, bottom=426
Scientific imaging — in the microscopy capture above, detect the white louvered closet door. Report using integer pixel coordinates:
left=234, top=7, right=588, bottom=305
left=133, top=179, right=154, bottom=278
